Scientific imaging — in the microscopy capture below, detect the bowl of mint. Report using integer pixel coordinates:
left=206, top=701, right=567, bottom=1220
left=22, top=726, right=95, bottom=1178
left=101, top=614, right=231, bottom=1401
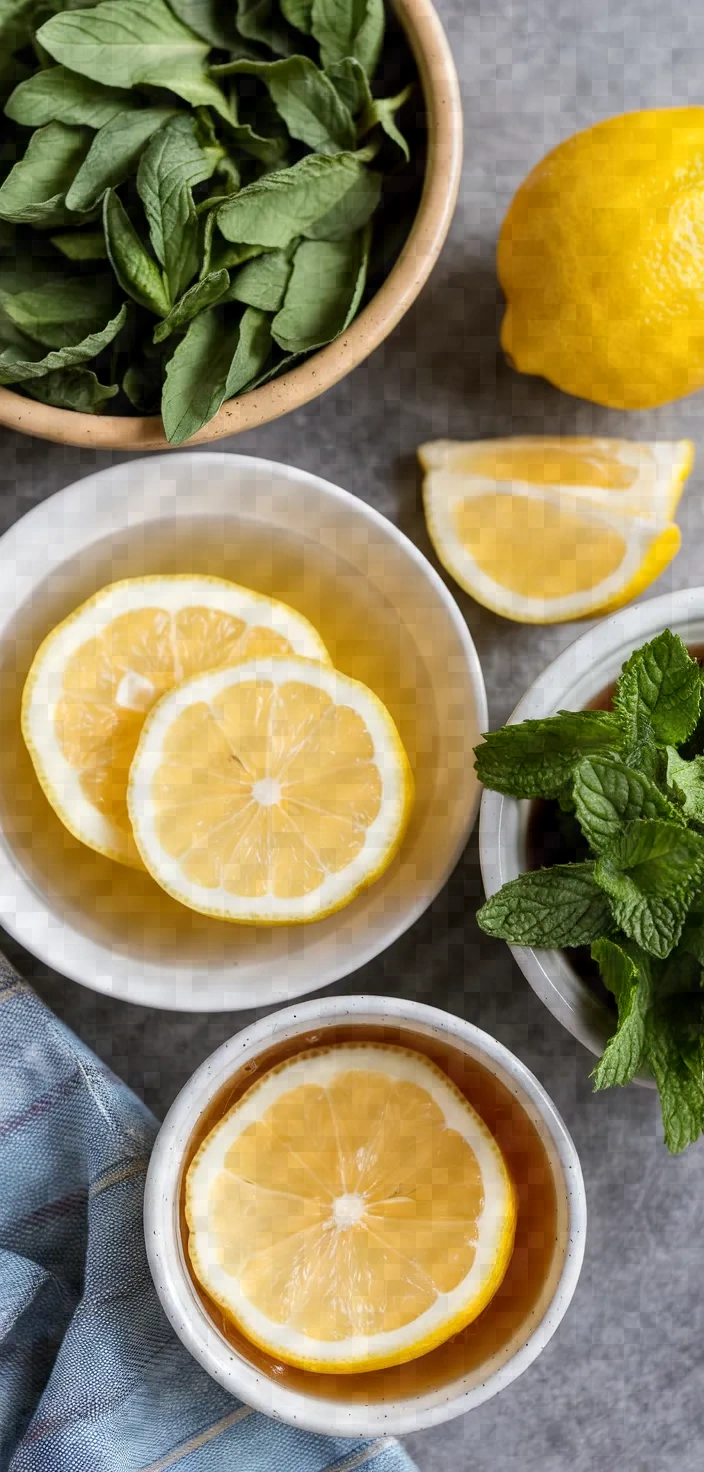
left=0, top=0, right=461, bottom=448
left=478, top=589, right=704, bottom=1154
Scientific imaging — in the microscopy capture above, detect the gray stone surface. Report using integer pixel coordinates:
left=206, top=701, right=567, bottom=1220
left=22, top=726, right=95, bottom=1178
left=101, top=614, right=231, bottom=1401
left=2, top=0, right=704, bottom=1466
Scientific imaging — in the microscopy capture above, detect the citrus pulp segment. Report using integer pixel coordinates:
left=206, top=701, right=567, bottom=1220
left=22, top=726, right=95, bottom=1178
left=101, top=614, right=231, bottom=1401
left=127, top=656, right=414, bottom=923
left=185, top=1044, right=517, bottom=1372
left=419, top=437, right=691, bottom=623
left=21, top=576, right=331, bottom=868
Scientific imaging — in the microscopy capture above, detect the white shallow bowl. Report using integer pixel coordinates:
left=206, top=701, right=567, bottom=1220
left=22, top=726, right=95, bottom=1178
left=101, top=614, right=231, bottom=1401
left=144, top=994, right=587, bottom=1438
left=0, top=452, right=486, bottom=1010
left=479, top=587, right=704, bottom=1069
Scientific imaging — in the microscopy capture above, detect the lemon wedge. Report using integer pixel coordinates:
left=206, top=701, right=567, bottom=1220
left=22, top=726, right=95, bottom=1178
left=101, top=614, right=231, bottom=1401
left=419, top=437, right=693, bottom=624
left=185, top=1044, right=516, bottom=1372
left=127, top=656, right=414, bottom=924
left=22, top=576, right=331, bottom=869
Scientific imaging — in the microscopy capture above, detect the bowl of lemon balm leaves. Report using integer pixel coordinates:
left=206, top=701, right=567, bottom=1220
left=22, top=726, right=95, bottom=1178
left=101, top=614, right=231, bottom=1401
left=479, top=588, right=704, bottom=1156
left=0, top=0, right=461, bottom=449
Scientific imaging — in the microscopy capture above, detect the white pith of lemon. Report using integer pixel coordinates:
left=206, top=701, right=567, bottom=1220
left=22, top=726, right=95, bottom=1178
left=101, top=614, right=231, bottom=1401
left=21, top=576, right=331, bottom=869
left=127, top=656, right=414, bottom=924
left=185, top=1044, right=517, bottom=1373
left=419, top=437, right=693, bottom=624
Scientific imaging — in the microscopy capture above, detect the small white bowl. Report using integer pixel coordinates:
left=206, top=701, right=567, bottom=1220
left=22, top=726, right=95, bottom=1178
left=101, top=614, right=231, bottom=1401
left=0, top=452, right=486, bottom=1011
left=144, top=993, right=586, bottom=1438
left=479, top=587, right=704, bottom=1068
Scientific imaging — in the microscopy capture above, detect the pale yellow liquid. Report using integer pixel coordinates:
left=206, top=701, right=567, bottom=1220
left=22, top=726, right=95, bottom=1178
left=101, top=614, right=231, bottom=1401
left=0, top=514, right=437, bottom=963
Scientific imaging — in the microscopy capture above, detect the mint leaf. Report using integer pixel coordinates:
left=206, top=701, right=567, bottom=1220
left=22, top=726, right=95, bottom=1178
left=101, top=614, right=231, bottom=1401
left=5, top=66, right=137, bottom=128
left=161, top=304, right=271, bottom=445
left=645, top=1006, right=704, bottom=1153
left=595, top=819, right=704, bottom=959
left=225, top=247, right=293, bottom=312
left=103, top=190, right=170, bottom=318
left=358, top=83, right=413, bottom=161
left=153, top=269, right=229, bottom=344
left=614, top=630, right=701, bottom=749
left=66, top=108, right=180, bottom=214
left=137, top=115, right=219, bottom=302
left=474, top=709, right=625, bottom=800
left=50, top=229, right=107, bottom=261
left=213, top=57, right=356, bottom=154
left=666, top=747, right=704, bottom=824
left=573, top=754, right=681, bottom=855
left=311, top=0, right=385, bottom=79
left=0, top=303, right=127, bottom=384
left=0, top=122, right=91, bottom=226
left=37, top=0, right=233, bottom=122
left=216, top=150, right=371, bottom=248
left=591, top=938, right=652, bottom=1088
left=23, top=366, right=118, bottom=412
left=271, top=230, right=368, bottom=353
left=477, top=864, right=612, bottom=949
left=2, top=275, right=116, bottom=349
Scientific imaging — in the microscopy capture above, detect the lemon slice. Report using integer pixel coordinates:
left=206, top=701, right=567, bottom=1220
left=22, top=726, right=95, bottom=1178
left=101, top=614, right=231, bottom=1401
left=185, top=1044, right=516, bottom=1372
left=127, top=656, right=414, bottom=924
left=419, top=436, right=693, bottom=624
left=22, top=577, right=331, bottom=869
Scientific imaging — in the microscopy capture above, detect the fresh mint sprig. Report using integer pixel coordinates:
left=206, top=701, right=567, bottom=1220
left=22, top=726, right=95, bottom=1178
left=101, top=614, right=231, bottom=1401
left=476, top=630, right=704, bottom=1153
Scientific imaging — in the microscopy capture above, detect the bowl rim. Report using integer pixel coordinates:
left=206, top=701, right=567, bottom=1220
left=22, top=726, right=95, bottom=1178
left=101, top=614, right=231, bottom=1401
left=0, top=449, right=488, bottom=1010
left=479, top=587, right=704, bottom=1070
left=0, top=0, right=463, bottom=450
left=144, top=993, right=587, bottom=1438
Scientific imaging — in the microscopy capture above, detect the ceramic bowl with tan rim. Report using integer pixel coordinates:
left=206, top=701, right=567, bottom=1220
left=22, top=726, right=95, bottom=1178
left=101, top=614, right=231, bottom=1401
left=0, top=0, right=462, bottom=451
left=144, top=994, right=587, bottom=1438
left=479, top=587, right=704, bottom=1082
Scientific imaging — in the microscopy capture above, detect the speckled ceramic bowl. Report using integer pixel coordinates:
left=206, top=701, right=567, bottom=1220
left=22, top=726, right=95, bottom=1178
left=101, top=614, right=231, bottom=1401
left=0, top=0, right=462, bottom=450
left=144, top=994, right=586, bottom=1437
left=479, top=587, right=704, bottom=1084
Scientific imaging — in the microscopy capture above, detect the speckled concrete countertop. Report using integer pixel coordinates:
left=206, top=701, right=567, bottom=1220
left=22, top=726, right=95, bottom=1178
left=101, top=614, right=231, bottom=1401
left=2, top=0, right=704, bottom=1465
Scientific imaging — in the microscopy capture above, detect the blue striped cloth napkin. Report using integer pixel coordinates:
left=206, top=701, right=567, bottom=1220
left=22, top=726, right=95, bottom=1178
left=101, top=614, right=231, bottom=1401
left=0, top=959, right=418, bottom=1472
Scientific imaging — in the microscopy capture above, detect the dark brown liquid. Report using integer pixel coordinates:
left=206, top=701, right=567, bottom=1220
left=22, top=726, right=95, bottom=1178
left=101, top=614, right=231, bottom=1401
left=178, top=1022, right=560, bottom=1403
left=526, top=641, right=704, bottom=996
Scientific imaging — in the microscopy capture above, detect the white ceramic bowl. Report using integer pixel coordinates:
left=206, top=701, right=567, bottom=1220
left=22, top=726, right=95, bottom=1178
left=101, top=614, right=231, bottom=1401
left=144, top=993, right=586, bottom=1437
left=479, top=587, right=704, bottom=1068
left=0, top=452, right=486, bottom=1010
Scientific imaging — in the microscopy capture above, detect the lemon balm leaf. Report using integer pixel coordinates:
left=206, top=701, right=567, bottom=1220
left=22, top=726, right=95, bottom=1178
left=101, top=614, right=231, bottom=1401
left=666, top=746, right=704, bottom=824
left=477, top=864, right=612, bottom=949
left=645, top=1009, right=704, bottom=1153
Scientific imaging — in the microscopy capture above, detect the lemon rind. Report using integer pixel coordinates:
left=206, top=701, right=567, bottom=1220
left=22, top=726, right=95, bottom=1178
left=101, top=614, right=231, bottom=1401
left=185, top=1045, right=517, bottom=1373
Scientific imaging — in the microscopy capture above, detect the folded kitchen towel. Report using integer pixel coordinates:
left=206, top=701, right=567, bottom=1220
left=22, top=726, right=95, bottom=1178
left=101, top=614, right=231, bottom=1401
left=0, top=958, right=418, bottom=1472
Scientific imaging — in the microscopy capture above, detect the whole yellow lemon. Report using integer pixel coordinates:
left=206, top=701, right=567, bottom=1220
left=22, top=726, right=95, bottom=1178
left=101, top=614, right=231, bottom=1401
left=498, top=109, right=704, bottom=409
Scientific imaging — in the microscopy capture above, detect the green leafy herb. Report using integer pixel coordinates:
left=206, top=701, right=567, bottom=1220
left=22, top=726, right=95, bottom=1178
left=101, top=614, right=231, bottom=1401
left=103, top=189, right=170, bottom=317
left=213, top=56, right=356, bottom=153
left=23, top=365, right=118, bottom=411
left=153, top=266, right=229, bottom=342
left=5, top=66, right=137, bottom=129
left=0, top=121, right=90, bottom=224
left=666, top=747, right=704, bottom=824
left=573, top=754, right=681, bottom=854
left=217, top=150, right=371, bottom=247
left=0, top=302, right=127, bottom=382
left=477, top=863, right=612, bottom=949
left=65, top=108, right=180, bottom=213
left=225, top=247, right=293, bottom=311
left=37, top=0, right=233, bottom=120
left=477, top=630, right=704, bottom=1151
left=474, top=709, right=625, bottom=800
left=311, top=0, right=384, bottom=77
left=161, top=302, right=271, bottom=444
left=137, top=114, right=220, bottom=301
left=0, top=0, right=413, bottom=440
left=271, top=228, right=368, bottom=350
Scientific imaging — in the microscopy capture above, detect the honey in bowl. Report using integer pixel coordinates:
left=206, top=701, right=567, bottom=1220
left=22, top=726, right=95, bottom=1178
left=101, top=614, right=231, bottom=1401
left=178, top=1022, right=561, bottom=1401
